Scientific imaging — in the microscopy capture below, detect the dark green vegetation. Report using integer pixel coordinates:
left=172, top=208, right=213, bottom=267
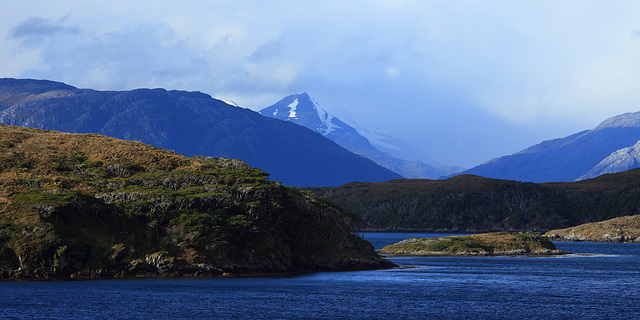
left=0, top=125, right=392, bottom=280
left=546, top=214, right=640, bottom=243
left=379, top=233, right=566, bottom=256
left=311, top=172, right=640, bottom=232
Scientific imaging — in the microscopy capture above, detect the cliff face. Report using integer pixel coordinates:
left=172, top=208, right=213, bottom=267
left=0, top=125, right=392, bottom=280
left=311, top=171, right=640, bottom=232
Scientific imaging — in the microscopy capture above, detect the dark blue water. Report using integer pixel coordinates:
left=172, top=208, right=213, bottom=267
left=1, top=232, right=639, bottom=319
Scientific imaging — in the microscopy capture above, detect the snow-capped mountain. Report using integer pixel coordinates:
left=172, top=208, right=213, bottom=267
left=0, top=79, right=402, bottom=187
left=260, top=93, right=463, bottom=179
left=455, top=111, right=640, bottom=182
left=260, top=93, right=352, bottom=139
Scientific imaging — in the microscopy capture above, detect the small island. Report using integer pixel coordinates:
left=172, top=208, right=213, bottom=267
left=379, top=232, right=568, bottom=256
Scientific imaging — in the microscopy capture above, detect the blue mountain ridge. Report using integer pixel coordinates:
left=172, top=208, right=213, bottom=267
left=456, top=112, right=640, bottom=182
left=0, top=78, right=401, bottom=187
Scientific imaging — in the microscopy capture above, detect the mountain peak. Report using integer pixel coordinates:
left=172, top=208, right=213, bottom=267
left=261, top=93, right=464, bottom=179
left=594, top=112, right=640, bottom=131
left=259, top=93, right=342, bottom=135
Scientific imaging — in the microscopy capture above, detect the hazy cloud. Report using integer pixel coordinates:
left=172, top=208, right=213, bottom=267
left=247, top=38, right=286, bottom=63
left=2, top=1, right=640, bottom=167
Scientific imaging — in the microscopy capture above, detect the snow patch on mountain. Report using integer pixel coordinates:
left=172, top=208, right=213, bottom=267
left=312, top=98, right=341, bottom=135
left=577, top=140, right=640, bottom=180
left=287, top=99, right=299, bottom=119
left=215, top=98, right=241, bottom=108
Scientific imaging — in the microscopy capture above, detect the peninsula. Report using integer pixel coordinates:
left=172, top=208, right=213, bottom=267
left=0, top=125, right=393, bottom=280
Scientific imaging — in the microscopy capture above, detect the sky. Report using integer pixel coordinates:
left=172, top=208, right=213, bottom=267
left=2, top=1, right=640, bottom=168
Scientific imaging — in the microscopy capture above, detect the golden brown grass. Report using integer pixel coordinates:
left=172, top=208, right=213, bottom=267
left=545, top=214, right=640, bottom=242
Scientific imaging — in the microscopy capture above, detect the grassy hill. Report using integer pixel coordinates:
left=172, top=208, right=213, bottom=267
left=546, top=214, right=640, bottom=242
left=0, top=125, right=391, bottom=279
left=311, top=172, right=640, bottom=232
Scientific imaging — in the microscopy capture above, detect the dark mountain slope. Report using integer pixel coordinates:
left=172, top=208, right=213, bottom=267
left=0, top=78, right=401, bottom=187
left=311, top=169, right=640, bottom=232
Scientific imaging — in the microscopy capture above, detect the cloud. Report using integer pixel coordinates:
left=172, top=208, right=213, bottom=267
left=9, top=16, right=79, bottom=46
left=14, top=22, right=212, bottom=91
left=3, top=1, right=640, bottom=167
left=247, top=38, right=286, bottom=63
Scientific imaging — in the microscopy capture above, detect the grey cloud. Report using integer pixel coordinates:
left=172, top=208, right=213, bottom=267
left=10, top=17, right=79, bottom=43
left=247, top=38, right=285, bottom=63
left=20, top=23, right=216, bottom=92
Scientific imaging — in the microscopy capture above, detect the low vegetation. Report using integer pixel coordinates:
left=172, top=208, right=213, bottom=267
left=379, top=232, right=567, bottom=256
left=546, top=214, right=640, bottom=243
left=0, top=125, right=391, bottom=279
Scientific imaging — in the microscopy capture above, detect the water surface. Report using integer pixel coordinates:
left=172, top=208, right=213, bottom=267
left=1, top=232, right=638, bottom=319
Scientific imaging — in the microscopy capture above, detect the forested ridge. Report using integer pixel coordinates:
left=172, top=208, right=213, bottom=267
left=311, top=172, right=640, bottom=232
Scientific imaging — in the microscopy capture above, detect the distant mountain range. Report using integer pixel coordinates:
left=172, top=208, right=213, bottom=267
left=0, top=78, right=401, bottom=187
left=259, top=93, right=463, bottom=179
left=455, top=112, right=640, bottom=182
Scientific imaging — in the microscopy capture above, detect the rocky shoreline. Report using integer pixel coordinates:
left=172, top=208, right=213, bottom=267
left=545, top=232, right=640, bottom=243
left=0, top=256, right=396, bottom=281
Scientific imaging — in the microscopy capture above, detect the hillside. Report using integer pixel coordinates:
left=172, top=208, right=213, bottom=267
left=259, top=93, right=462, bottom=179
left=311, top=170, right=640, bottom=232
left=379, top=233, right=566, bottom=256
left=0, top=78, right=401, bottom=187
left=0, top=125, right=392, bottom=280
left=455, top=112, right=640, bottom=182
left=545, top=215, right=640, bottom=243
